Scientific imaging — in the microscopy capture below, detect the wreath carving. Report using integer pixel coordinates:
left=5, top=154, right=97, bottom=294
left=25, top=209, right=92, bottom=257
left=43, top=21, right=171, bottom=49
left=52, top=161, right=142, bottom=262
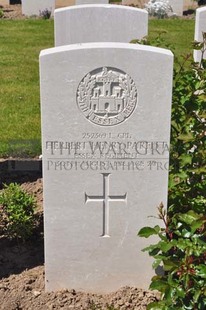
left=77, top=67, right=138, bottom=126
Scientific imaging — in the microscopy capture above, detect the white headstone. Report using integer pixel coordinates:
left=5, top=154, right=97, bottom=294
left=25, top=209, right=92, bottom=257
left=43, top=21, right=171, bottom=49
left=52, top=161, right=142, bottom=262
left=76, top=0, right=108, bottom=4
left=169, top=0, right=184, bottom=16
left=194, top=7, right=206, bottom=63
left=54, top=5, right=148, bottom=46
left=40, top=42, right=173, bottom=293
left=21, top=0, right=55, bottom=17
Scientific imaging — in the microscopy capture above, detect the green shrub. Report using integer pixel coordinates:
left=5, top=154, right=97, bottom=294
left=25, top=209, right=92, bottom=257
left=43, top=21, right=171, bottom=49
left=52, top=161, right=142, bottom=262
left=0, top=9, right=4, bottom=19
left=0, top=183, right=36, bottom=241
left=138, top=35, right=206, bottom=309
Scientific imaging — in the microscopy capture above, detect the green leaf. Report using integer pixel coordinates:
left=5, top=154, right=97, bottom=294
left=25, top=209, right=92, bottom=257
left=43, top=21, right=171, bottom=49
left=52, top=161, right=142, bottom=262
left=194, top=289, right=201, bottom=303
left=191, top=219, right=204, bottom=233
left=159, top=241, right=175, bottom=253
left=178, top=132, right=194, bottom=142
left=152, top=259, right=162, bottom=270
left=179, top=154, right=192, bottom=166
left=176, top=286, right=185, bottom=298
left=142, top=243, right=160, bottom=253
left=149, top=278, right=169, bottom=292
left=196, top=265, right=206, bottom=279
left=163, top=259, right=179, bottom=271
left=177, top=210, right=201, bottom=225
left=138, top=226, right=160, bottom=238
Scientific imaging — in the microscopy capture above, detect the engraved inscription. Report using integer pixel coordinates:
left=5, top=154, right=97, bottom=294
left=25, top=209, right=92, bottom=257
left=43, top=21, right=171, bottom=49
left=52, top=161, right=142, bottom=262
left=85, top=173, right=127, bottom=237
left=77, top=67, right=138, bottom=126
left=46, top=139, right=170, bottom=172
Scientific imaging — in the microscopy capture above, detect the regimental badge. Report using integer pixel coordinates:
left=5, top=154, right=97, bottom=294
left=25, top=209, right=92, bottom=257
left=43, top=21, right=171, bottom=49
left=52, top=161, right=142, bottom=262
left=76, top=67, right=138, bottom=126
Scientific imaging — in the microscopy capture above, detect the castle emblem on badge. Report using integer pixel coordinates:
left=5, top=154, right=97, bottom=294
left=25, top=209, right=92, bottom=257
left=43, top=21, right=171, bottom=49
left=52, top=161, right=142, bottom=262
left=76, top=67, right=138, bottom=126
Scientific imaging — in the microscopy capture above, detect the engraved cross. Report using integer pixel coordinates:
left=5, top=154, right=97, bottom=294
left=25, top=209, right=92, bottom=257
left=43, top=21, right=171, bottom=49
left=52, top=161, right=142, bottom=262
left=85, top=173, right=127, bottom=237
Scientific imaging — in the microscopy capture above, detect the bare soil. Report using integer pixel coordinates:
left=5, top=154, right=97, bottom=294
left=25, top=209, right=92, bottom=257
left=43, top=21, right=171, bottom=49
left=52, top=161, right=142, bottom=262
left=1, top=4, right=23, bottom=19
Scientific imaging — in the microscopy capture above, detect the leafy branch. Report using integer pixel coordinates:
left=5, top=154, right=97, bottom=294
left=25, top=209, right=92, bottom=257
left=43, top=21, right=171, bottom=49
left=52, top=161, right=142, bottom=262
left=137, top=33, right=206, bottom=309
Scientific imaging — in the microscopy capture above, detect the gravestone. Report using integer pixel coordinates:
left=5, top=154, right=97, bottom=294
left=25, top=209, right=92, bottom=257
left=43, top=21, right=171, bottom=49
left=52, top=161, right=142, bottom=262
left=76, top=0, right=108, bottom=4
left=21, top=0, right=55, bottom=17
left=54, top=4, right=148, bottom=46
left=169, top=0, right=183, bottom=16
left=40, top=42, right=173, bottom=293
left=194, top=7, right=206, bottom=62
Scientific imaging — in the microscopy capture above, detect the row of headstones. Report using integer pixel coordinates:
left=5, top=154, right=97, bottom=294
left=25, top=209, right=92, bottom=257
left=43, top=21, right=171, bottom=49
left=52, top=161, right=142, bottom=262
left=20, top=0, right=206, bottom=63
left=40, top=0, right=205, bottom=294
left=20, top=0, right=184, bottom=17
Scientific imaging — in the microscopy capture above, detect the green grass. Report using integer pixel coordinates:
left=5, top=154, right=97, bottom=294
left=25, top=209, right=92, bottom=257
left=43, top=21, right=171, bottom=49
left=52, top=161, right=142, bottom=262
left=0, top=18, right=195, bottom=157
left=148, top=19, right=195, bottom=58
left=0, top=19, right=54, bottom=157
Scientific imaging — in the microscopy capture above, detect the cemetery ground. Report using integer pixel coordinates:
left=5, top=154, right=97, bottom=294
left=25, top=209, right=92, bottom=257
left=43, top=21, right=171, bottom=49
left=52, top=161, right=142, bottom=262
left=0, top=3, right=205, bottom=310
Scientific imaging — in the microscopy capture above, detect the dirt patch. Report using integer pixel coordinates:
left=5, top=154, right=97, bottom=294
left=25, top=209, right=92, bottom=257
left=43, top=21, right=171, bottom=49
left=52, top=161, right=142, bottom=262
left=0, top=266, right=159, bottom=309
left=1, top=4, right=24, bottom=19
left=0, top=173, right=160, bottom=309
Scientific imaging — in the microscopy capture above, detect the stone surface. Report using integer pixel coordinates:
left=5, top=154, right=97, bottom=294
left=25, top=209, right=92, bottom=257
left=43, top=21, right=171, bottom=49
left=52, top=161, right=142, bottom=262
left=76, top=0, right=108, bottom=4
left=169, top=0, right=184, bottom=16
left=54, top=4, right=148, bottom=46
left=21, top=0, right=55, bottom=17
left=40, top=42, right=173, bottom=293
left=194, top=7, right=206, bottom=62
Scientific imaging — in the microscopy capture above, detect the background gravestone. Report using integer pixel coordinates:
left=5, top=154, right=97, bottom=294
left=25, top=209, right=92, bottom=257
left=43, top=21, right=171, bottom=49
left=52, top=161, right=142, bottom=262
left=169, top=0, right=184, bottom=16
left=40, top=42, right=173, bottom=293
left=194, top=6, right=206, bottom=62
left=21, top=0, right=55, bottom=17
left=54, top=5, right=148, bottom=46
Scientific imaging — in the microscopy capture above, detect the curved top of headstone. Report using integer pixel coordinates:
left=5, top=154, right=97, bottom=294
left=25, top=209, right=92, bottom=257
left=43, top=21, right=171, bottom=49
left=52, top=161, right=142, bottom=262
left=41, top=41, right=173, bottom=58
left=54, top=4, right=148, bottom=46
left=196, top=6, right=206, bottom=14
left=194, top=6, right=206, bottom=62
